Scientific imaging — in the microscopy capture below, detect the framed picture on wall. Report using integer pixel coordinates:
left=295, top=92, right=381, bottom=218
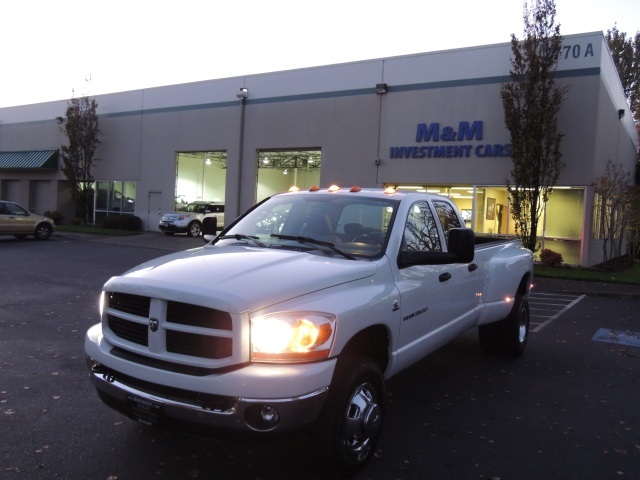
left=486, top=197, right=496, bottom=220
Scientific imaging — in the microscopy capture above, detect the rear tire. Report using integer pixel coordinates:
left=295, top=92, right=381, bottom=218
left=478, top=294, right=529, bottom=358
left=314, top=355, right=384, bottom=478
left=502, top=294, right=529, bottom=357
left=478, top=321, right=502, bottom=354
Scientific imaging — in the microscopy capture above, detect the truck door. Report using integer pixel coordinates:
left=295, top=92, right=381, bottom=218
left=394, top=200, right=477, bottom=370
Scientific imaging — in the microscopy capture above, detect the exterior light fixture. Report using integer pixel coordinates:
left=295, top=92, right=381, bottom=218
left=237, top=87, right=248, bottom=99
left=376, top=83, right=388, bottom=95
left=618, top=108, right=625, bottom=119
left=55, top=117, right=64, bottom=124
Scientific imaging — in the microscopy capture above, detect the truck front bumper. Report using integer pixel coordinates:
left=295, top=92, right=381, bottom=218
left=87, top=362, right=329, bottom=434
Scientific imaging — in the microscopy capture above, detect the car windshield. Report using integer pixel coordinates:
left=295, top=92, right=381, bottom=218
left=180, top=203, right=208, bottom=213
left=224, top=193, right=398, bottom=259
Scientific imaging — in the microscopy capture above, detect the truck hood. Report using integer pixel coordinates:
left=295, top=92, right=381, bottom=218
left=104, top=245, right=377, bottom=313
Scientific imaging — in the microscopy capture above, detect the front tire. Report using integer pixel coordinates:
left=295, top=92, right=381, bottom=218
left=186, top=221, right=202, bottom=237
left=34, top=223, right=53, bottom=240
left=315, top=355, right=384, bottom=478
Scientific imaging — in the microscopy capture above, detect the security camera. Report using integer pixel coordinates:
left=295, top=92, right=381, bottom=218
left=375, top=158, right=382, bottom=166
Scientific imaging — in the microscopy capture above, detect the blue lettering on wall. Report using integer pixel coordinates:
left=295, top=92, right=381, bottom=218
left=415, top=123, right=440, bottom=142
left=457, top=121, right=483, bottom=141
left=393, top=120, right=509, bottom=160
left=416, top=121, right=484, bottom=142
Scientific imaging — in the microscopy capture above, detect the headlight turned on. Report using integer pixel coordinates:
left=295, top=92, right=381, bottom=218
left=250, top=312, right=336, bottom=362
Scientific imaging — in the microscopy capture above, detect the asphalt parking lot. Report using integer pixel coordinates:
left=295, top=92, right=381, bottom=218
left=1, top=232, right=639, bottom=479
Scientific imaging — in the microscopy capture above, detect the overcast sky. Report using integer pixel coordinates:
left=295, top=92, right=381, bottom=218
left=1, top=0, right=639, bottom=108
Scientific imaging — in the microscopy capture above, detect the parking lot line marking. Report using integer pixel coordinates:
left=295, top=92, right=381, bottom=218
left=592, top=328, right=640, bottom=347
left=530, top=294, right=585, bottom=333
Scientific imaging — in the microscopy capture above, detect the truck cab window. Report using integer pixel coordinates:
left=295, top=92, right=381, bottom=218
left=402, top=201, right=442, bottom=252
left=432, top=200, right=463, bottom=243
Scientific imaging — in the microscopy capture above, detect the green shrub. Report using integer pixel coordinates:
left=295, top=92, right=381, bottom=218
left=540, top=248, right=563, bottom=267
left=100, top=215, right=142, bottom=231
left=43, top=210, right=63, bottom=225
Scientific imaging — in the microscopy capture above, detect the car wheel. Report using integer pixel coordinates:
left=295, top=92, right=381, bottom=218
left=314, top=355, right=384, bottom=478
left=187, top=221, right=202, bottom=237
left=478, top=294, right=529, bottom=357
left=502, top=294, right=529, bottom=358
left=34, top=223, right=53, bottom=240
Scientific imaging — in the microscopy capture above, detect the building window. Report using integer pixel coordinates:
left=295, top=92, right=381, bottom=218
left=94, top=181, right=136, bottom=222
left=175, top=151, right=226, bottom=209
left=391, top=183, right=586, bottom=265
left=256, top=149, right=321, bottom=202
left=543, top=187, right=584, bottom=265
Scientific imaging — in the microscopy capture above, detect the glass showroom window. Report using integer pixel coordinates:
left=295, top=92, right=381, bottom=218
left=542, top=187, right=584, bottom=265
left=94, top=181, right=136, bottom=222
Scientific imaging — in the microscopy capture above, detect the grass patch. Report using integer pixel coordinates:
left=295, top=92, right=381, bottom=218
left=56, top=224, right=142, bottom=237
left=534, top=259, right=640, bottom=285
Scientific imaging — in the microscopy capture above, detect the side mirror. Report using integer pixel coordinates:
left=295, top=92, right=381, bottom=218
left=202, top=216, right=218, bottom=242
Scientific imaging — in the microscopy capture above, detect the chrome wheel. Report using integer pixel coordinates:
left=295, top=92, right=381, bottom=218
left=187, top=221, right=202, bottom=237
left=341, top=382, right=382, bottom=464
left=314, top=355, right=385, bottom=477
left=518, top=304, right=529, bottom=344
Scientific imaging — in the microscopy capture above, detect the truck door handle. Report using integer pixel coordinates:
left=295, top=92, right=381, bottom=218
left=468, top=263, right=478, bottom=272
left=439, top=272, right=451, bottom=282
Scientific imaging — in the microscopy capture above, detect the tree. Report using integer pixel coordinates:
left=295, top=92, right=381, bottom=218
left=605, top=25, right=640, bottom=124
left=60, top=94, right=100, bottom=225
left=593, top=161, right=634, bottom=261
left=605, top=27, right=640, bottom=261
left=500, top=0, right=567, bottom=253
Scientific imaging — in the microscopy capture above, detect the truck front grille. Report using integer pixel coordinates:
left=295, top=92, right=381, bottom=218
left=166, top=330, right=232, bottom=359
left=108, top=315, right=148, bottom=346
left=105, top=291, right=234, bottom=366
left=108, top=292, right=150, bottom=317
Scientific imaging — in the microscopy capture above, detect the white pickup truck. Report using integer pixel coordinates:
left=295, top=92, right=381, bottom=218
left=85, top=186, right=533, bottom=477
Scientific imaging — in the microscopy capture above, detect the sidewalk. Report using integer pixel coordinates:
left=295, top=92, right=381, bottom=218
left=55, top=230, right=640, bottom=300
left=533, top=276, right=640, bottom=300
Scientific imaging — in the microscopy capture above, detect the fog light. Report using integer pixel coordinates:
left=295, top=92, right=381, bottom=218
left=245, top=404, right=280, bottom=431
left=261, top=405, right=279, bottom=423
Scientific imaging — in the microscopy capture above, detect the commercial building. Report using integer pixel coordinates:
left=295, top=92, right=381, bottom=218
left=0, top=31, right=637, bottom=266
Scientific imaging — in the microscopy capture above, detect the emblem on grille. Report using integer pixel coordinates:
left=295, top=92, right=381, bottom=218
left=149, top=318, right=159, bottom=332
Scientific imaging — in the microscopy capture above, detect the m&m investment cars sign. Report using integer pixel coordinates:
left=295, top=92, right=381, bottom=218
left=389, top=121, right=512, bottom=159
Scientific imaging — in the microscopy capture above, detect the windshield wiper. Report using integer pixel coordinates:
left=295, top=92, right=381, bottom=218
left=270, top=234, right=356, bottom=260
left=216, top=234, right=265, bottom=247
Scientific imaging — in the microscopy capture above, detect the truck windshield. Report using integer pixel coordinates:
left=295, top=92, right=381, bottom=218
left=225, top=193, right=399, bottom=259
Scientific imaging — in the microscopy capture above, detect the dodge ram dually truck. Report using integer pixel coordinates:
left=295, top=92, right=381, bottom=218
left=85, top=186, right=533, bottom=477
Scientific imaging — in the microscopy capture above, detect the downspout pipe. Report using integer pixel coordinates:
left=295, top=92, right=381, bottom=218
left=236, top=88, right=248, bottom=217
